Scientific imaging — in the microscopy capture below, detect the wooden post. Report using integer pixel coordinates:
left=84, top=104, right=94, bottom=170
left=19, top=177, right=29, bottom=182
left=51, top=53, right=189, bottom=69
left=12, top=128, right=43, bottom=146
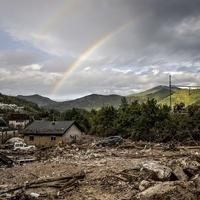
left=189, top=86, right=191, bottom=95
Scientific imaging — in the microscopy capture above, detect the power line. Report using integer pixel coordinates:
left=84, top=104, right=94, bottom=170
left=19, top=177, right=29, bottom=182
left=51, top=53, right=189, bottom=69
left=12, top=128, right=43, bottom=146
left=168, top=75, right=200, bottom=109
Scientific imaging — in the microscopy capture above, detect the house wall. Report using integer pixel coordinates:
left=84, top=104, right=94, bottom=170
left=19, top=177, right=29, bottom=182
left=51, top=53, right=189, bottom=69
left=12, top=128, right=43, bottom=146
left=24, top=135, right=63, bottom=146
left=63, top=124, right=82, bottom=143
left=24, top=124, right=82, bottom=146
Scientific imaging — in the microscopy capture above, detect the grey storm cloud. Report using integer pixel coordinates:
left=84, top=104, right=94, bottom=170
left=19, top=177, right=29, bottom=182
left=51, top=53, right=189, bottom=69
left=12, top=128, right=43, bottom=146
left=0, top=50, right=46, bottom=68
left=0, top=0, right=200, bottom=98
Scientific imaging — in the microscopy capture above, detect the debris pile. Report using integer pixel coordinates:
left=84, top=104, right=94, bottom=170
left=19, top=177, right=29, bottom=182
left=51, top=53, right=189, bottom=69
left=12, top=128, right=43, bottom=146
left=0, top=171, right=85, bottom=199
left=0, top=152, right=13, bottom=167
left=0, top=138, right=199, bottom=199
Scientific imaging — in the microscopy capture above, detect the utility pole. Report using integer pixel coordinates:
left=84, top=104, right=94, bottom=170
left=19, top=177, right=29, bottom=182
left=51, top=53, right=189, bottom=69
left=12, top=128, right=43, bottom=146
left=169, top=75, right=172, bottom=110
left=189, top=86, right=191, bottom=96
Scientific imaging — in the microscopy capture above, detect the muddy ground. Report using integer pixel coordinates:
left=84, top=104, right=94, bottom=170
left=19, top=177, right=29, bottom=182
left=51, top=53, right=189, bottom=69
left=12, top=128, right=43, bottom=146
left=0, top=137, right=200, bottom=200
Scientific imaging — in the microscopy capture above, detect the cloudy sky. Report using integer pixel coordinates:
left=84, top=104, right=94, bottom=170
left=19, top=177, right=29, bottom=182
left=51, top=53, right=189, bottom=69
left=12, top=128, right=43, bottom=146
left=0, top=0, right=200, bottom=100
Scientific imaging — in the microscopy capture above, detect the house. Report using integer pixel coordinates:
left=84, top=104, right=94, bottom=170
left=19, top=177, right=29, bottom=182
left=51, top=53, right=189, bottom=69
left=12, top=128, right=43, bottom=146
left=23, top=120, right=83, bottom=146
left=9, top=114, right=30, bottom=129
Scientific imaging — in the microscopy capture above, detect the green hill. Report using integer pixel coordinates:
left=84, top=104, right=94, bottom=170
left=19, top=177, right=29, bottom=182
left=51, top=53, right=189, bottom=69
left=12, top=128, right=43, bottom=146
left=18, top=94, right=55, bottom=107
left=128, top=85, right=179, bottom=103
left=45, top=94, right=123, bottom=111
left=129, top=86, right=200, bottom=106
left=160, top=89, right=200, bottom=106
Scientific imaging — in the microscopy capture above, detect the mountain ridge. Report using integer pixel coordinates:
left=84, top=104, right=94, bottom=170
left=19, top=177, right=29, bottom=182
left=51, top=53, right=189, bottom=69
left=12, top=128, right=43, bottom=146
left=44, top=94, right=123, bottom=111
left=17, top=94, right=56, bottom=107
left=3, top=85, right=200, bottom=111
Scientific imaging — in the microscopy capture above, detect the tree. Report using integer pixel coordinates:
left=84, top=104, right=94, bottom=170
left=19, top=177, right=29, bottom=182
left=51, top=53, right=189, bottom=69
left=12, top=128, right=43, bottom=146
left=119, top=97, right=129, bottom=111
left=132, top=99, right=170, bottom=141
left=63, top=108, right=91, bottom=132
left=48, top=109, right=61, bottom=121
left=91, top=106, right=117, bottom=136
left=116, top=100, right=141, bottom=138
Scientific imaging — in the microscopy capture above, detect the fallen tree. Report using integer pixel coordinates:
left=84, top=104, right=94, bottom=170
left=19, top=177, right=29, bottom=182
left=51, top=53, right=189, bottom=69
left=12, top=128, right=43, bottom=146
left=0, top=171, right=86, bottom=196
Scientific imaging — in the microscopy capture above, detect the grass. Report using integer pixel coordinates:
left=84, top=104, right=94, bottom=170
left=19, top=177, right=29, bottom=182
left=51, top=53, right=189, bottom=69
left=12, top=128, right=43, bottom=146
left=129, top=86, right=200, bottom=106
left=160, top=89, right=200, bottom=106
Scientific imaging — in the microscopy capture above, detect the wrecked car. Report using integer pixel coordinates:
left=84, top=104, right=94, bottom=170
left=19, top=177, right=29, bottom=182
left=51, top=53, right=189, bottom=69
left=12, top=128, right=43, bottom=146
left=96, top=136, right=123, bottom=147
left=13, top=142, right=36, bottom=151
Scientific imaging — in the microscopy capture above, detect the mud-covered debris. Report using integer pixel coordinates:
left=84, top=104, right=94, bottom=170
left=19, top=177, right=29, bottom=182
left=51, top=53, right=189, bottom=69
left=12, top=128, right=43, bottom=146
left=0, top=171, right=86, bottom=197
left=0, top=138, right=199, bottom=200
left=0, top=152, right=14, bottom=167
left=164, top=142, right=178, bottom=151
left=9, top=192, right=37, bottom=200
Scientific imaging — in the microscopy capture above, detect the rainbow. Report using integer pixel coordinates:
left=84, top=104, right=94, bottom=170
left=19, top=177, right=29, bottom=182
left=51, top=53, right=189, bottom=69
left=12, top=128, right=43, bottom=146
left=51, top=20, right=135, bottom=95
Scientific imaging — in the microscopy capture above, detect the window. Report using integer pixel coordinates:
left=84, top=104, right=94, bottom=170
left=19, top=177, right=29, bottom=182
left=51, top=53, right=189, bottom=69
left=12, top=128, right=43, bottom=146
left=29, top=136, right=34, bottom=141
left=50, top=136, right=56, bottom=141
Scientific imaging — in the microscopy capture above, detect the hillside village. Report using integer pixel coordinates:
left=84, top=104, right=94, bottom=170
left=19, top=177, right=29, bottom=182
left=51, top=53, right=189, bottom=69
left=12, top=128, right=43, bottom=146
left=0, top=103, right=24, bottom=113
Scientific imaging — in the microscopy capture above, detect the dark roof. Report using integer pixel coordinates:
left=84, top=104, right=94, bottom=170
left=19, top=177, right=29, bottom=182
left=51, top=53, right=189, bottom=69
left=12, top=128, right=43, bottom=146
left=24, top=120, right=81, bottom=136
left=9, top=114, right=30, bottom=121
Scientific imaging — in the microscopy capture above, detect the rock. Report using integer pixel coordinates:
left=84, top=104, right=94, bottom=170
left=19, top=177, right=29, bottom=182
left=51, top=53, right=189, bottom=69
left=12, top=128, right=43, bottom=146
left=141, top=161, right=172, bottom=181
left=169, top=157, right=200, bottom=178
left=139, top=180, right=153, bottom=191
left=135, top=181, right=199, bottom=200
left=173, top=166, right=188, bottom=181
left=192, top=174, right=200, bottom=192
left=30, top=192, right=40, bottom=198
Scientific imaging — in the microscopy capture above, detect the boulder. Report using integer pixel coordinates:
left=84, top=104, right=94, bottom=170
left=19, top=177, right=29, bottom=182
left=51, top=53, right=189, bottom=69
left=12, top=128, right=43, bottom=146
left=192, top=174, right=200, bottom=192
left=135, top=181, right=198, bottom=200
left=139, top=180, right=154, bottom=191
left=173, top=166, right=188, bottom=181
left=141, top=161, right=172, bottom=181
left=169, top=157, right=200, bottom=178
